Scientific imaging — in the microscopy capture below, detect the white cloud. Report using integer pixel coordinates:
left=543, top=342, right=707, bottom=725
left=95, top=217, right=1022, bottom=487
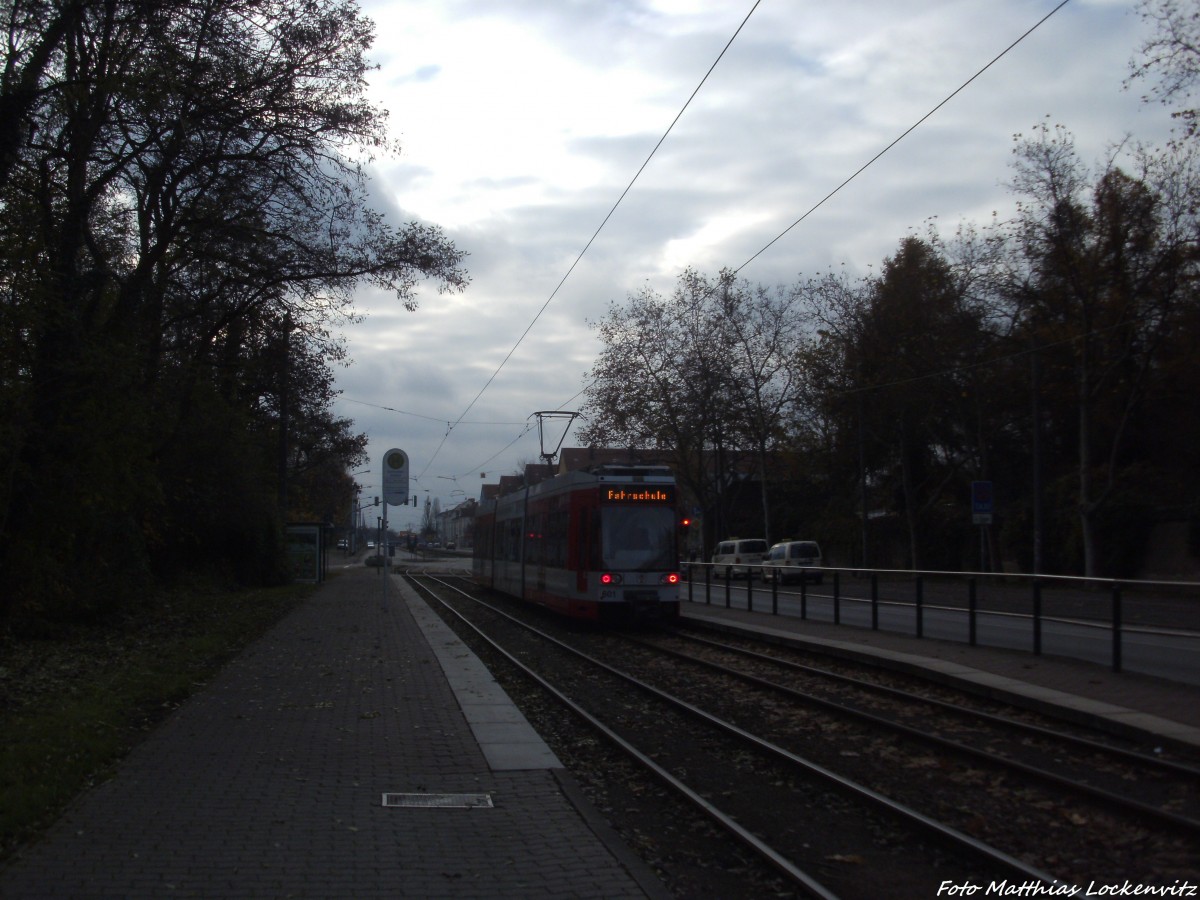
left=336, top=0, right=1175, bottom=513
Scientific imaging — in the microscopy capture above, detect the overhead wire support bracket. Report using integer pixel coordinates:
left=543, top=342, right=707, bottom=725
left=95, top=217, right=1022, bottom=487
left=532, top=411, right=578, bottom=465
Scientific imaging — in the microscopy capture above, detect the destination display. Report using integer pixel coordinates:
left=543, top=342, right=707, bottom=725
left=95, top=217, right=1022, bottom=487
left=603, top=486, right=674, bottom=503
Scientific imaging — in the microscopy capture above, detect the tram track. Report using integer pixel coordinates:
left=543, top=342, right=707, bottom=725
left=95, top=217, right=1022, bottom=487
left=668, top=622, right=1200, bottom=773
left=405, top=573, right=1082, bottom=899
left=668, top=615, right=1200, bottom=764
left=637, top=628, right=1200, bottom=835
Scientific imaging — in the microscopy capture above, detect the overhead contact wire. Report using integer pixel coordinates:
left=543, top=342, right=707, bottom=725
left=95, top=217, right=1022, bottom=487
left=418, top=1, right=764, bottom=480
left=424, top=0, right=1071, bottom=480
left=734, top=0, right=1073, bottom=276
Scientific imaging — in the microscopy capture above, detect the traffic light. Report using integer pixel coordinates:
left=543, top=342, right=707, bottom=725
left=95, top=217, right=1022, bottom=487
left=680, top=516, right=692, bottom=529
left=374, top=496, right=379, bottom=506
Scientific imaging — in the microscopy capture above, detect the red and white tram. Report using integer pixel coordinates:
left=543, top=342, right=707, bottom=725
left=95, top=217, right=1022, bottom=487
left=472, top=465, right=681, bottom=621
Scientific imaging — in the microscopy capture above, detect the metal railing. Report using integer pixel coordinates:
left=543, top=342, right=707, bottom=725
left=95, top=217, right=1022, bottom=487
left=681, top=561, right=1200, bottom=682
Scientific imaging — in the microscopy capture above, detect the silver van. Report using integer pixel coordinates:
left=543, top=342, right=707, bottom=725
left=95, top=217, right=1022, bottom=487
left=759, top=540, right=823, bottom=584
left=711, top=538, right=768, bottom=579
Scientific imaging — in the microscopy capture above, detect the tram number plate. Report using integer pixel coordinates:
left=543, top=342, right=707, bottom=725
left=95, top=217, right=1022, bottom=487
left=624, top=590, right=657, bottom=604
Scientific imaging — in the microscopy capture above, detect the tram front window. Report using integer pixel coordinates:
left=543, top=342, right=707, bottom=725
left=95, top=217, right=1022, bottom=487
left=601, top=506, right=676, bottom=570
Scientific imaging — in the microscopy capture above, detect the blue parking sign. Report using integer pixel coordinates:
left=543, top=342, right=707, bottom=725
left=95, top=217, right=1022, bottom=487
left=971, top=481, right=993, bottom=524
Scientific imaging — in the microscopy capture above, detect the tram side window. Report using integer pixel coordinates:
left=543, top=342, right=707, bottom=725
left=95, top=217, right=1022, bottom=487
left=575, top=512, right=589, bottom=570
left=547, top=509, right=568, bottom=568
left=501, top=517, right=521, bottom=562
left=526, top=511, right=544, bottom=566
left=589, top=509, right=603, bottom=570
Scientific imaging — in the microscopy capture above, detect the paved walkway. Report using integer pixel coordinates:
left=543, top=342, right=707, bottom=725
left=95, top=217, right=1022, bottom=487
left=0, top=563, right=664, bottom=899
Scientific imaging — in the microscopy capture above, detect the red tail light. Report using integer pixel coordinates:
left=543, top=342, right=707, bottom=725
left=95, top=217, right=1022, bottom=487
left=600, top=573, right=623, bottom=585
left=663, top=572, right=680, bottom=585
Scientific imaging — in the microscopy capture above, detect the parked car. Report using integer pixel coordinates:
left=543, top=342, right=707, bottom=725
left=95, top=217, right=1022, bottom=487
left=711, top=538, right=769, bottom=579
left=759, top=540, right=823, bottom=584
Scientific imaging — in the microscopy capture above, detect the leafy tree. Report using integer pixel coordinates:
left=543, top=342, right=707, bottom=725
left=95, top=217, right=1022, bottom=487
left=1005, top=124, right=1200, bottom=576
left=0, top=0, right=87, bottom=187
left=0, top=0, right=467, bottom=630
left=797, top=238, right=1000, bottom=569
left=788, top=271, right=875, bottom=563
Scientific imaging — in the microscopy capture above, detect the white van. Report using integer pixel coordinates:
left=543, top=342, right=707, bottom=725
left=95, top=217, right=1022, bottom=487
left=711, top=538, right=769, bottom=579
left=759, top=540, right=823, bottom=584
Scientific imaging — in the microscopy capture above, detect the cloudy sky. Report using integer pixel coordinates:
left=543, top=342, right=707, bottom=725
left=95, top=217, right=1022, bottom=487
left=333, top=0, right=1173, bottom=529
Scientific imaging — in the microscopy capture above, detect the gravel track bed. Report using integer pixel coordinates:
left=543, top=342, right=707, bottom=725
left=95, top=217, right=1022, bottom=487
left=618, top=634, right=1198, bottom=883
left=640, top=632, right=1200, bottom=828
left=413, top=577, right=1199, bottom=894
left=673, top=623, right=1200, bottom=768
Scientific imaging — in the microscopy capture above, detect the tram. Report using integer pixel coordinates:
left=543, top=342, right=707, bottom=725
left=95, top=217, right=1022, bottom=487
left=472, top=464, right=681, bottom=621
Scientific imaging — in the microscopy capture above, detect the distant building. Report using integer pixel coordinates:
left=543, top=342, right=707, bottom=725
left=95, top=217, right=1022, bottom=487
left=436, top=497, right=477, bottom=549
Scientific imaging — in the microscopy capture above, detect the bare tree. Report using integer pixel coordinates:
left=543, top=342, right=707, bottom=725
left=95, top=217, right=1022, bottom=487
left=1129, top=0, right=1200, bottom=140
left=715, top=274, right=807, bottom=545
left=580, top=270, right=739, bottom=551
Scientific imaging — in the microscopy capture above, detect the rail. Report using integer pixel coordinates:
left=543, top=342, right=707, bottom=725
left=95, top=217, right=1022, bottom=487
left=681, top=562, right=1200, bottom=680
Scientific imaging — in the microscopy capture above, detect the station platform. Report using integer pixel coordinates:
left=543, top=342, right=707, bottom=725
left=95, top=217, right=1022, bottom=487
left=0, top=561, right=667, bottom=900
left=680, top=598, right=1200, bottom=753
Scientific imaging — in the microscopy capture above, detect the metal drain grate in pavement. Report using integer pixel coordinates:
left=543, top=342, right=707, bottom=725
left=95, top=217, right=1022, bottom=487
left=381, top=792, right=494, bottom=809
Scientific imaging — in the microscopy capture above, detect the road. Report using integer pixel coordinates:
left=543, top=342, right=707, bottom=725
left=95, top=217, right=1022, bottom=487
left=684, top=573, right=1200, bottom=686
